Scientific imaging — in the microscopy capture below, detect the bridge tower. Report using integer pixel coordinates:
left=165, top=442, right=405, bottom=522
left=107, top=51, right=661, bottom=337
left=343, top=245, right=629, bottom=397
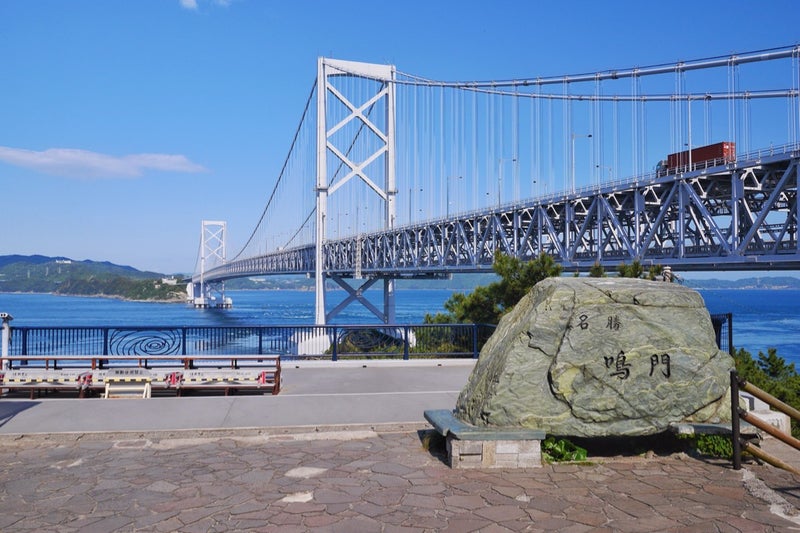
left=315, top=58, right=397, bottom=324
left=187, top=220, right=232, bottom=308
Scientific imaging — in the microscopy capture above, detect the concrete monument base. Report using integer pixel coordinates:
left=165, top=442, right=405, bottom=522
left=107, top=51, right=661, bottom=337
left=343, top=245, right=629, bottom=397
left=425, top=409, right=544, bottom=469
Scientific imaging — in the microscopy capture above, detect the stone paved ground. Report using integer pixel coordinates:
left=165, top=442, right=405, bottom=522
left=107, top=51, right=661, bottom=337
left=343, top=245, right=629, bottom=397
left=1, top=429, right=799, bottom=532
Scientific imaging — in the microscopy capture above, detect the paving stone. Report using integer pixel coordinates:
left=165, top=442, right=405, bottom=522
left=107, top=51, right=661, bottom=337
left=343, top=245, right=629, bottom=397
left=399, top=492, right=443, bottom=510
left=405, top=514, right=449, bottom=529
left=154, top=516, right=185, bottom=532
left=362, top=487, right=407, bottom=506
left=313, top=488, right=361, bottom=504
left=370, top=473, right=412, bottom=488
left=1, top=430, right=799, bottom=531
left=474, top=504, right=529, bottom=522
left=440, top=517, right=493, bottom=531
left=324, top=502, right=354, bottom=515
left=371, top=461, right=416, bottom=476
left=406, top=482, right=448, bottom=495
left=325, top=516, right=383, bottom=533
left=443, top=494, right=486, bottom=509
left=383, top=525, right=428, bottom=533
left=265, top=511, right=304, bottom=526
left=303, top=513, right=343, bottom=528
left=350, top=501, right=392, bottom=518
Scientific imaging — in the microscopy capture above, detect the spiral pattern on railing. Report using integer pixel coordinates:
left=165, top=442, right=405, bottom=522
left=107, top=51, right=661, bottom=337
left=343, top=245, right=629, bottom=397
left=338, top=328, right=403, bottom=351
left=109, top=329, right=182, bottom=356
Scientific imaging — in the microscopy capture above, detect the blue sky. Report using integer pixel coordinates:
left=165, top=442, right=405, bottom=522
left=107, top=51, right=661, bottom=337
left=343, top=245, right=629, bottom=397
left=1, top=0, right=798, bottom=275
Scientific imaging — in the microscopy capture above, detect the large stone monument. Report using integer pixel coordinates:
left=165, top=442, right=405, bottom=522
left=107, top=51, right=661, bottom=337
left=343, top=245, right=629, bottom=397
left=456, top=277, right=733, bottom=437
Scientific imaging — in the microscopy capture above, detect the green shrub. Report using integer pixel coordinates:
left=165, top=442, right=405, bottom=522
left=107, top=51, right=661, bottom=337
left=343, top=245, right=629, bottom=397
left=679, top=433, right=733, bottom=459
left=734, top=347, right=800, bottom=439
left=541, top=437, right=588, bottom=463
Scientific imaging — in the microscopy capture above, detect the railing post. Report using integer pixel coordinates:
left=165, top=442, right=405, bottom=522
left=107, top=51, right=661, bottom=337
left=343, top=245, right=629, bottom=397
left=472, top=324, right=479, bottom=359
left=1, top=313, right=12, bottom=371
left=403, top=326, right=409, bottom=360
left=731, top=369, right=742, bottom=470
left=727, top=313, right=734, bottom=355
left=182, top=328, right=187, bottom=356
left=331, top=326, right=338, bottom=362
left=258, top=327, right=263, bottom=355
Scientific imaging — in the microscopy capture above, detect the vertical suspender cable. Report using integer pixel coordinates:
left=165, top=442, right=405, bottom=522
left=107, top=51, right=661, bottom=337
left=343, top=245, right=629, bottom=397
left=728, top=58, right=736, bottom=155
left=593, top=74, right=600, bottom=186
left=513, top=85, right=519, bottom=202
left=548, top=96, right=554, bottom=196
left=613, top=97, right=619, bottom=183
left=642, top=90, right=648, bottom=175
left=440, top=85, right=445, bottom=216
left=744, top=94, right=751, bottom=154
left=486, top=87, right=492, bottom=205
left=413, top=82, right=419, bottom=224
left=791, top=49, right=796, bottom=146
left=631, top=71, right=638, bottom=177
left=531, top=88, right=536, bottom=198
left=564, top=79, right=570, bottom=192
left=472, top=89, right=478, bottom=212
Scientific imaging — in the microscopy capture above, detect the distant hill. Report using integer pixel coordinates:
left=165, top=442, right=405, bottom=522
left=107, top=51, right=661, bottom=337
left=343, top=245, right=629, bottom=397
left=0, top=254, right=70, bottom=269
left=0, top=255, right=184, bottom=301
left=2, top=254, right=799, bottom=298
left=682, top=276, right=800, bottom=290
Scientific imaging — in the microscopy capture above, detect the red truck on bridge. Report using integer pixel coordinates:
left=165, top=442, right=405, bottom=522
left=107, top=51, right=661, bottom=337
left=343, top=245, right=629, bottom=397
left=656, top=141, right=736, bottom=175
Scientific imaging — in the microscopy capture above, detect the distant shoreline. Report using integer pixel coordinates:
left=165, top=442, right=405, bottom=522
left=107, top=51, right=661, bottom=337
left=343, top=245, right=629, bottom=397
left=3, top=284, right=800, bottom=305
left=0, top=290, right=187, bottom=304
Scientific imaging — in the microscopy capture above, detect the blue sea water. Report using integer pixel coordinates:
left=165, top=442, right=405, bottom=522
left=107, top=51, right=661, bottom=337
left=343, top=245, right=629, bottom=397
left=1, top=288, right=798, bottom=366
left=698, top=289, right=800, bottom=365
left=0, top=289, right=455, bottom=327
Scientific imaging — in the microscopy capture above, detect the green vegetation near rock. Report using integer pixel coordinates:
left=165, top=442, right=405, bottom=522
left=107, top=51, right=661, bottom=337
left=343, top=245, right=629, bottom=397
left=678, top=433, right=734, bottom=459
left=541, top=437, right=588, bottom=463
left=425, top=252, right=562, bottom=325
left=588, top=261, right=606, bottom=277
left=734, top=347, right=800, bottom=439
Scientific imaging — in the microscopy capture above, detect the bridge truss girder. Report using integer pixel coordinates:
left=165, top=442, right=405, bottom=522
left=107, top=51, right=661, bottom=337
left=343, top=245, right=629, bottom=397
left=198, top=153, right=799, bottom=293
left=323, top=154, right=798, bottom=274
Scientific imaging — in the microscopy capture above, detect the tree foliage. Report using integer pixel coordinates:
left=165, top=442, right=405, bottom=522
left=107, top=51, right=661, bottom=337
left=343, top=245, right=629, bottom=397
left=734, top=347, right=800, bottom=439
left=615, top=260, right=671, bottom=282
left=425, top=252, right=562, bottom=325
left=616, top=259, right=644, bottom=278
left=588, top=261, right=605, bottom=277
left=646, top=264, right=664, bottom=281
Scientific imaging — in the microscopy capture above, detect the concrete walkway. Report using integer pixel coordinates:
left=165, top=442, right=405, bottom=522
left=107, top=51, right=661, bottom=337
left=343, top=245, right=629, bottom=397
left=0, top=360, right=474, bottom=434
left=1, top=359, right=799, bottom=531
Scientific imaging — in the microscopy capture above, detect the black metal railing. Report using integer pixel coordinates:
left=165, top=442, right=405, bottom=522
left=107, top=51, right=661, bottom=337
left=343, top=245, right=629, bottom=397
left=711, top=313, right=733, bottom=355
left=6, top=323, right=497, bottom=362
left=4, top=313, right=731, bottom=362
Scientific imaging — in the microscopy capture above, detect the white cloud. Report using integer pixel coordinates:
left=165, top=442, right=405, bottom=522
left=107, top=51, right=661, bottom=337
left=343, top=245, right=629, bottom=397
left=0, top=146, right=208, bottom=179
left=179, top=0, right=232, bottom=9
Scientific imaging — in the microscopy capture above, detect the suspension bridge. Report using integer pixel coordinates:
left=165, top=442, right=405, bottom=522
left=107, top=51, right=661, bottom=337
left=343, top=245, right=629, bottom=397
left=189, top=45, right=800, bottom=325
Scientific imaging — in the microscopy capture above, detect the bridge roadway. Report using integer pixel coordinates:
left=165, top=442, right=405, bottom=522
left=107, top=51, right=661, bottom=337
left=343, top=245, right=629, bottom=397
left=2, top=358, right=800, bottom=530
left=199, top=145, right=800, bottom=287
